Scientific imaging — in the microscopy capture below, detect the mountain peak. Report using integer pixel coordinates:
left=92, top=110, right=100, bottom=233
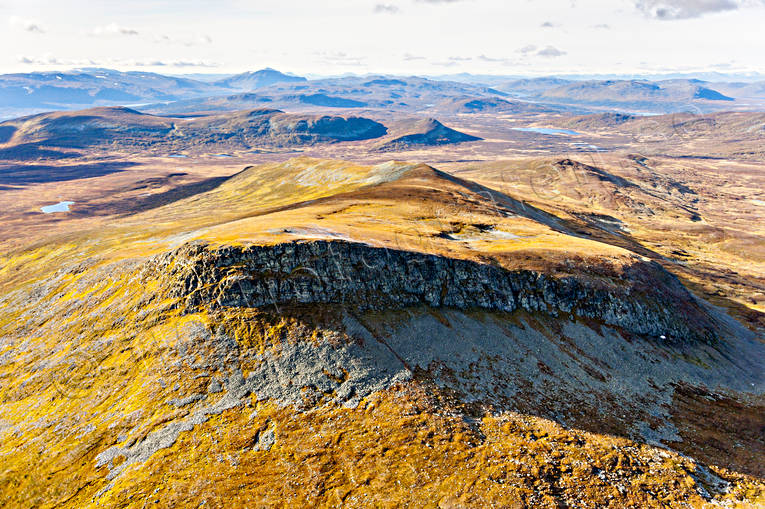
left=216, top=68, right=307, bottom=91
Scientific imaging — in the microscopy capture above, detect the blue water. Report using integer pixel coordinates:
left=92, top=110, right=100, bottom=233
left=41, top=201, right=74, bottom=213
left=511, top=127, right=582, bottom=135
left=167, top=154, right=188, bottom=158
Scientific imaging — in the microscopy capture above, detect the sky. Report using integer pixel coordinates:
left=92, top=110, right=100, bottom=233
left=2, top=0, right=764, bottom=76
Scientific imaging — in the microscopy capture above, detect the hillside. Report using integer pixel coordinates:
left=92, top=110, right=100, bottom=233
left=493, top=78, right=764, bottom=114
left=557, top=110, right=765, bottom=159
left=0, top=107, right=388, bottom=158
left=435, top=96, right=558, bottom=114
left=377, top=118, right=482, bottom=151
left=0, top=157, right=763, bottom=507
left=538, top=80, right=734, bottom=112
left=496, top=77, right=573, bottom=94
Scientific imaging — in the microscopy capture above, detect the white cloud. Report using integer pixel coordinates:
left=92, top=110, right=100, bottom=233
left=315, top=51, right=366, bottom=67
left=155, top=33, right=213, bottom=46
left=16, top=54, right=219, bottom=68
left=477, top=54, right=516, bottom=66
left=156, top=60, right=217, bottom=67
left=634, top=0, right=760, bottom=19
left=9, top=16, right=46, bottom=33
left=90, top=23, right=139, bottom=36
left=17, top=54, right=97, bottom=66
left=518, top=45, right=538, bottom=55
left=536, top=46, right=567, bottom=57
left=373, top=4, right=400, bottom=13
left=115, top=58, right=220, bottom=68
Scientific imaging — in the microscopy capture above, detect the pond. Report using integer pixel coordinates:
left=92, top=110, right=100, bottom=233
left=511, top=127, right=582, bottom=135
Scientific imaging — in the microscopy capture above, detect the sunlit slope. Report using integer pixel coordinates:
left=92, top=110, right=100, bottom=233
left=167, top=157, right=635, bottom=271
left=0, top=156, right=637, bottom=290
left=0, top=158, right=422, bottom=286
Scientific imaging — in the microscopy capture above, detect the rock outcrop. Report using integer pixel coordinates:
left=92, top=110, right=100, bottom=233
left=151, top=240, right=720, bottom=342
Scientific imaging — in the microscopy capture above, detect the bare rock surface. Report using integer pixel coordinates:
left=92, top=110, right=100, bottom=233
left=153, top=240, right=730, bottom=342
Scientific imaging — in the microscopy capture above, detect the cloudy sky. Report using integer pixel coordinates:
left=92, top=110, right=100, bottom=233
left=2, top=0, right=764, bottom=76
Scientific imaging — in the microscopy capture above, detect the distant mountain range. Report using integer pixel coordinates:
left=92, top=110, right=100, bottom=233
left=0, top=68, right=309, bottom=120
left=432, top=71, right=765, bottom=85
left=139, top=75, right=517, bottom=115
left=492, top=78, right=756, bottom=113
left=0, top=67, right=763, bottom=121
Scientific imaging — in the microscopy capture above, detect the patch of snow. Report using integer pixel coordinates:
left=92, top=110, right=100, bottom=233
left=41, top=201, right=75, bottom=213
left=448, top=227, right=523, bottom=242
left=269, top=227, right=359, bottom=243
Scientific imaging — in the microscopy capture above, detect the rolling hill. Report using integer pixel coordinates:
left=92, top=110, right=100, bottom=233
left=495, top=78, right=763, bottom=114
left=376, top=118, right=482, bottom=151
left=538, top=80, right=734, bottom=112
left=557, top=110, right=765, bottom=159
left=435, top=96, right=559, bottom=114
left=0, top=106, right=389, bottom=158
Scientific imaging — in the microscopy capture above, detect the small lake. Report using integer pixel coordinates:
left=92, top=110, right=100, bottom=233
left=511, top=127, right=582, bottom=135
left=167, top=154, right=188, bottom=158
left=41, top=201, right=74, bottom=213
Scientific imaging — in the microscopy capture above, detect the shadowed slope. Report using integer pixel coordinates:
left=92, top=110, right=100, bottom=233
left=377, top=118, right=481, bottom=151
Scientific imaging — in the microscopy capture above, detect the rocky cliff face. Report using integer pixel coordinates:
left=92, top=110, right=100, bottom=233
left=150, top=240, right=719, bottom=342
